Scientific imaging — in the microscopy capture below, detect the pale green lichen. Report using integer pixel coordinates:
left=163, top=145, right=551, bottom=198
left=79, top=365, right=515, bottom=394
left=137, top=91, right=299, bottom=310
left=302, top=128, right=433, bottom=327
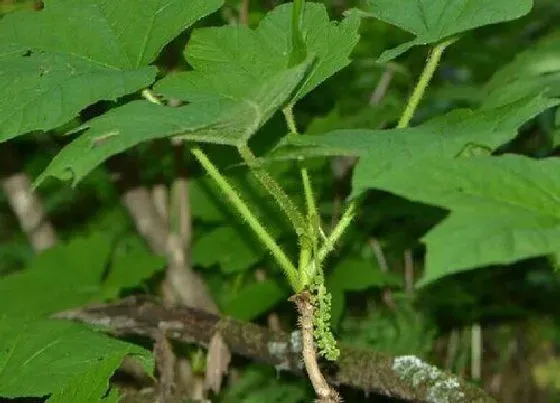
left=392, top=355, right=465, bottom=403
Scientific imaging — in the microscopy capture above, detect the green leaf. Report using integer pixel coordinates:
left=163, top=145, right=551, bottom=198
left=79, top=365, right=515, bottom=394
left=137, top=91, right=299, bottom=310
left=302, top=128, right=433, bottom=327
left=0, top=319, right=152, bottom=401
left=35, top=2, right=361, bottom=187
left=329, top=288, right=345, bottom=327
left=363, top=0, right=533, bottom=62
left=0, top=233, right=163, bottom=318
left=0, top=0, right=222, bottom=142
left=359, top=155, right=560, bottom=286
left=192, top=227, right=265, bottom=274
left=35, top=59, right=311, bottom=187
left=165, top=2, right=361, bottom=103
left=304, top=102, right=400, bottom=135
left=222, top=279, right=289, bottom=321
left=327, top=258, right=402, bottom=292
left=0, top=233, right=112, bottom=318
left=483, top=29, right=560, bottom=108
left=224, top=366, right=309, bottom=403
left=326, top=257, right=403, bottom=325
left=267, top=94, right=557, bottom=192
left=555, top=108, right=560, bottom=147
left=352, top=94, right=558, bottom=198
left=102, top=242, right=166, bottom=299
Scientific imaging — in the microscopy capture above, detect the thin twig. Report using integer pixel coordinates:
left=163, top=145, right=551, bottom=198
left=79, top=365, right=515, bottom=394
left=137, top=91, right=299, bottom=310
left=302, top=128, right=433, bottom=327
left=369, top=68, right=394, bottom=106
left=471, top=323, right=482, bottom=381
left=151, top=184, right=168, bottom=223
left=239, top=0, right=249, bottom=25
left=154, top=324, right=176, bottom=403
left=109, top=153, right=219, bottom=400
left=445, top=329, right=460, bottom=371
left=368, top=238, right=395, bottom=310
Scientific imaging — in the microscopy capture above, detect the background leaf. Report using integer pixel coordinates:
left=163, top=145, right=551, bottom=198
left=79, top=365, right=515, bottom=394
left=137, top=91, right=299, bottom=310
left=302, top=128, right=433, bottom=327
left=363, top=0, right=533, bottom=61
left=483, top=29, right=560, bottom=108
left=102, top=240, right=166, bottom=299
left=222, top=279, right=289, bottom=321
left=326, top=257, right=403, bottom=325
left=0, top=319, right=152, bottom=402
left=0, top=233, right=164, bottom=318
left=192, top=227, right=265, bottom=274
left=327, top=257, right=402, bottom=292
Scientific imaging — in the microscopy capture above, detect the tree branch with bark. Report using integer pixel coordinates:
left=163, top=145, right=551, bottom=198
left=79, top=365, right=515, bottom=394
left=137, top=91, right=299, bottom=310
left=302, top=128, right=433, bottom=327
left=55, top=296, right=496, bottom=403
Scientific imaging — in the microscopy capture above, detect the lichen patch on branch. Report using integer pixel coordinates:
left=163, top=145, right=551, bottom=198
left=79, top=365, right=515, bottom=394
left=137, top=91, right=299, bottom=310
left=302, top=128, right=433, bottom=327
left=392, top=355, right=466, bottom=403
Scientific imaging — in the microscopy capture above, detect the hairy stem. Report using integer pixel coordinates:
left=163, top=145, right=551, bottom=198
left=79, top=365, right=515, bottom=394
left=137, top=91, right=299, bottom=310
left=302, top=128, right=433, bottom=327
left=283, top=106, right=299, bottom=135
left=191, top=147, right=300, bottom=291
left=299, top=172, right=320, bottom=285
left=238, top=144, right=307, bottom=235
left=397, top=38, right=455, bottom=129
left=283, top=106, right=322, bottom=283
left=318, top=38, right=454, bottom=264
left=317, top=199, right=355, bottom=263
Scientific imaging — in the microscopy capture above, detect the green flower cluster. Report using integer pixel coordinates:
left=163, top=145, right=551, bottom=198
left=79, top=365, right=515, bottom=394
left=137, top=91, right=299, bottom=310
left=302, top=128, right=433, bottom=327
left=310, top=276, right=340, bottom=361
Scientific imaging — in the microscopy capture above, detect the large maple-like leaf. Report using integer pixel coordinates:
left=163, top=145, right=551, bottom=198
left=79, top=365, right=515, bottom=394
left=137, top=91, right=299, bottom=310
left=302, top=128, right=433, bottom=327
left=358, top=155, right=560, bottom=286
left=36, top=3, right=361, bottom=186
left=363, top=0, right=533, bottom=62
left=0, top=0, right=222, bottom=142
left=170, top=2, right=361, bottom=103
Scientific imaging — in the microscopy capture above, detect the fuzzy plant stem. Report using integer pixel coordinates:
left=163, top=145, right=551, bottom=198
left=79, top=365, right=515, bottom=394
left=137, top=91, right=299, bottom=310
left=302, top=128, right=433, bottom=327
left=283, top=106, right=321, bottom=283
left=397, top=37, right=455, bottom=128
left=238, top=145, right=307, bottom=236
left=190, top=147, right=300, bottom=291
left=317, top=199, right=356, bottom=264
left=284, top=108, right=317, bottom=225
left=318, top=38, right=454, bottom=265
